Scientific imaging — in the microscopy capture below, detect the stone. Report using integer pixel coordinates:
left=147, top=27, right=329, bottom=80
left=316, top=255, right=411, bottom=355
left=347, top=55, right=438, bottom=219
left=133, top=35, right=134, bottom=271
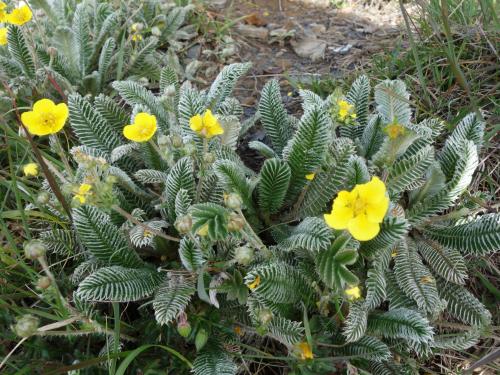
left=291, top=36, right=327, bottom=61
left=236, top=23, right=269, bottom=40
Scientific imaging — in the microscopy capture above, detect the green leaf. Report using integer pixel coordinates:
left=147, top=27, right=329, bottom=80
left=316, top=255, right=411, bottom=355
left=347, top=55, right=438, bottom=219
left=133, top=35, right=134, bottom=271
left=77, top=266, right=162, bottom=302
left=346, top=75, right=371, bottom=128
left=315, top=234, right=358, bottom=290
left=343, top=301, right=368, bottom=342
left=7, top=25, right=35, bottom=78
left=175, top=189, right=192, bottom=217
left=394, top=240, right=442, bottom=315
left=112, top=80, right=169, bottom=132
left=267, top=316, right=304, bottom=346
left=417, top=238, right=467, bottom=284
left=98, top=37, right=115, bottom=86
left=361, top=115, right=384, bottom=159
left=278, top=217, right=333, bottom=252
left=422, top=213, right=500, bottom=256
left=94, top=94, right=130, bottom=134
left=387, top=145, right=435, bottom=194
left=72, top=3, right=93, bottom=76
left=73, top=206, right=144, bottom=268
left=258, top=158, right=291, bottom=214
left=374, top=80, right=411, bottom=125
left=153, top=274, right=196, bottom=325
left=300, top=139, right=354, bottom=217
left=334, top=336, right=391, bottom=362
left=68, top=93, right=122, bottom=155
left=367, top=308, right=433, bottom=343
left=408, top=140, right=478, bottom=223
left=432, top=330, right=480, bottom=351
left=365, top=267, right=387, bottom=310
left=360, top=217, right=409, bottom=258
left=164, top=157, right=195, bottom=222
left=285, top=105, right=332, bottom=202
left=193, top=342, right=237, bottom=375
left=190, top=203, right=229, bottom=241
left=206, top=62, right=251, bottom=110
left=213, top=160, right=253, bottom=207
left=258, top=79, right=292, bottom=154
left=246, top=262, right=315, bottom=304
left=438, top=279, right=492, bottom=327
left=179, top=237, right=205, bottom=272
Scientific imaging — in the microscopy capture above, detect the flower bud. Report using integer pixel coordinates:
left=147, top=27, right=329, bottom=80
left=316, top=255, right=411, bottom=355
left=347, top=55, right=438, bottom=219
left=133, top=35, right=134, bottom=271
left=175, top=215, right=193, bottom=234
left=195, top=328, right=208, bottom=351
left=131, top=22, right=143, bottom=32
left=36, top=191, right=50, bottom=204
left=47, top=46, right=58, bottom=57
left=227, top=212, right=245, bottom=232
left=157, top=134, right=169, bottom=147
left=203, top=152, right=215, bottom=164
left=234, top=245, right=254, bottom=266
left=258, top=309, right=273, bottom=325
left=24, top=240, right=47, bottom=259
left=224, top=193, right=242, bottom=210
left=183, top=143, right=196, bottom=156
left=171, top=134, right=183, bottom=148
left=164, top=84, right=177, bottom=98
left=151, top=26, right=161, bottom=37
left=12, top=314, right=39, bottom=338
left=177, top=321, right=192, bottom=338
left=36, top=276, right=51, bottom=290
left=105, top=175, right=117, bottom=184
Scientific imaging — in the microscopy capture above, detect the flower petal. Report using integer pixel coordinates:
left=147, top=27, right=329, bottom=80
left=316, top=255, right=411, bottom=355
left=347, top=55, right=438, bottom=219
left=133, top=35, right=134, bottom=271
left=324, top=205, right=353, bottom=230
left=347, top=214, right=380, bottom=241
left=357, top=176, right=386, bottom=204
left=33, top=98, right=55, bottom=113
left=205, top=122, right=224, bottom=138
left=366, top=196, right=389, bottom=223
left=202, top=109, right=217, bottom=128
left=189, top=114, right=203, bottom=132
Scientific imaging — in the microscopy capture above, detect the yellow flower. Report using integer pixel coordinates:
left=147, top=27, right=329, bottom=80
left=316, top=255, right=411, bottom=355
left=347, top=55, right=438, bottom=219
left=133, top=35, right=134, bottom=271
left=0, top=1, right=8, bottom=23
left=189, top=109, right=224, bottom=139
left=296, top=342, right=313, bottom=360
left=345, top=286, right=361, bottom=300
left=21, top=99, right=69, bottom=136
left=123, top=112, right=157, bottom=142
left=337, top=99, right=354, bottom=121
left=384, top=121, right=405, bottom=139
left=305, top=173, right=315, bottom=181
left=247, top=275, right=260, bottom=290
left=23, top=163, right=38, bottom=177
left=233, top=325, right=244, bottom=336
left=7, top=5, right=32, bottom=26
left=324, top=176, right=389, bottom=241
left=196, top=223, right=209, bottom=237
left=0, top=27, right=7, bottom=46
left=74, top=183, right=92, bottom=204
left=131, top=33, right=142, bottom=42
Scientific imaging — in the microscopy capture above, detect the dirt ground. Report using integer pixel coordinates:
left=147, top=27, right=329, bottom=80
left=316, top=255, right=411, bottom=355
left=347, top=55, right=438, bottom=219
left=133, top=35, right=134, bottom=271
left=206, top=0, right=406, bottom=104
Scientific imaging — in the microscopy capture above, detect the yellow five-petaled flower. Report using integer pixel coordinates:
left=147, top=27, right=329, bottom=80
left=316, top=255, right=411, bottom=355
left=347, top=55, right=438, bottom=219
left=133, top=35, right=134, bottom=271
left=0, top=27, right=7, bottom=46
left=305, top=173, right=315, bottom=181
left=7, top=4, right=32, bottom=26
left=21, top=99, right=69, bottom=136
left=296, top=342, right=313, bottom=360
left=345, top=285, right=361, bottom=300
left=23, top=163, right=38, bottom=177
left=0, top=2, right=7, bottom=23
left=324, top=176, right=389, bottom=241
left=384, top=120, right=405, bottom=139
left=189, top=109, right=224, bottom=139
left=123, top=112, right=157, bottom=142
left=247, top=275, right=260, bottom=290
left=74, top=184, right=92, bottom=204
left=337, top=99, right=356, bottom=121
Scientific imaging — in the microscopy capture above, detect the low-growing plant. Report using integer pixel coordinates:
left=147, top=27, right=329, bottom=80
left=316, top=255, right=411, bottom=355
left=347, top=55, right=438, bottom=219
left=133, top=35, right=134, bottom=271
left=8, top=56, right=498, bottom=374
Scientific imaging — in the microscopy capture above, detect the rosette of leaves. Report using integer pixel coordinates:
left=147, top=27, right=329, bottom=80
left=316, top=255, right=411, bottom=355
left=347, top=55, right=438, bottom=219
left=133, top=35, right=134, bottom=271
left=28, top=62, right=498, bottom=375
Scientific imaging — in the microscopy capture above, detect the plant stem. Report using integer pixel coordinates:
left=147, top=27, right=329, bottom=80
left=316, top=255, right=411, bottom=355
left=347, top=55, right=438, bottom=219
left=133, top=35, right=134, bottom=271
left=110, top=302, right=121, bottom=375
left=195, top=138, right=208, bottom=202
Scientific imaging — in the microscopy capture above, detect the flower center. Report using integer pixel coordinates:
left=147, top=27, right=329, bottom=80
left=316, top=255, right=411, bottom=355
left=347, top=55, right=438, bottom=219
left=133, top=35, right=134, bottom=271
left=352, top=195, right=366, bottom=216
left=41, top=113, right=56, bottom=129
